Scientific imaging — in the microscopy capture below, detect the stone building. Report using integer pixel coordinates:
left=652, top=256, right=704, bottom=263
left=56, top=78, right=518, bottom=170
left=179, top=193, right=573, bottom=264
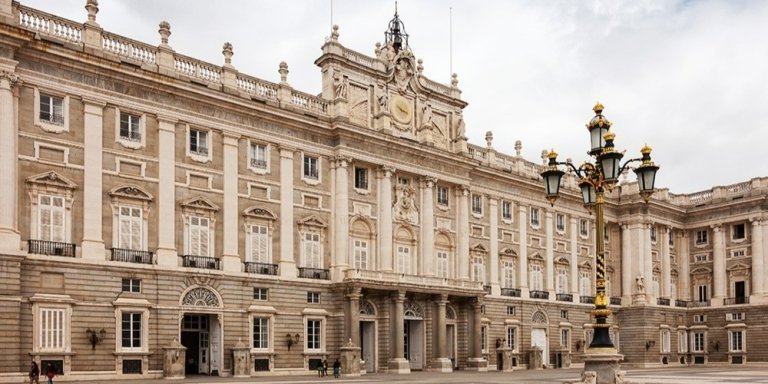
left=0, top=1, right=766, bottom=381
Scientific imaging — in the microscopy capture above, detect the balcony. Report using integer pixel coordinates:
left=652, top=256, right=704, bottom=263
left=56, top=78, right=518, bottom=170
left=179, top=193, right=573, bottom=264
left=344, top=269, right=484, bottom=290
left=530, top=290, right=549, bottom=300
left=483, top=285, right=492, bottom=295
left=501, top=288, right=521, bottom=297
left=181, top=255, right=220, bottom=270
left=111, top=248, right=153, bottom=264
left=28, top=240, right=76, bottom=257
left=250, top=158, right=267, bottom=169
left=556, top=293, right=573, bottom=302
left=724, top=297, right=749, bottom=306
left=245, top=261, right=278, bottom=276
left=688, top=300, right=711, bottom=308
left=675, top=300, right=688, bottom=308
left=298, top=267, right=329, bottom=280
left=657, top=298, right=671, bottom=306
left=610, top=297, right=622, bottom=306
left=580, top=296, right=595, bottom=304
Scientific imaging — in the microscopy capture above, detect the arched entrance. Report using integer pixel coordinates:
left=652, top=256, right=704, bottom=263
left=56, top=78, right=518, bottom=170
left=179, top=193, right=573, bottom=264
left=179, top=286, right=224, bottom=375
left=531, top=310, right=549, bottom=367
left=446, top=305, right=457, bottom=368
left=403, top=301, right=425, bottom=370
left=359, top=300, right=378, bottom=373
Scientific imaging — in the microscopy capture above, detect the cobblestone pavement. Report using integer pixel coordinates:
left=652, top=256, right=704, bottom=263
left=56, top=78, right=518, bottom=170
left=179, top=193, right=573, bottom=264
left=64, top=367, right=768, bottom=384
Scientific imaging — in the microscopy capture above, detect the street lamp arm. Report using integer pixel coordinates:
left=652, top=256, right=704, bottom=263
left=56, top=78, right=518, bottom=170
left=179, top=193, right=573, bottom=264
left=617, top=157, right=644, bottom=176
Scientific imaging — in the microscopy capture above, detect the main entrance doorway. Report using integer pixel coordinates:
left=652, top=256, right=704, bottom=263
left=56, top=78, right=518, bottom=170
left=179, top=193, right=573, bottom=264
left=531, top=328, right=549, bottom=366
left=181, top=314, right=221, bottom=375
left=360, top=321, right=376, bottom=372
left=403, top=301, right=424, bottom=371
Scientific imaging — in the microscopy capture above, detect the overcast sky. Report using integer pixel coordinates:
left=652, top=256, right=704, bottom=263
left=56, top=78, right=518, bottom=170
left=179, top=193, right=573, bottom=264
left=24, top=0, right=768, bottom=194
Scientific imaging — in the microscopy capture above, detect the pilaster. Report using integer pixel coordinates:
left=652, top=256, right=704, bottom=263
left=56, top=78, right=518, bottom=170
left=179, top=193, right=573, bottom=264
left=388, top=291, right=410, bottom=373
left=752, top=219, right=766, bottom=301
left=0, top=69, right=21, bottom=250
left=712, top=224, right=726, bottom=306
left=221, top=133, right=241, bottom=272
left=421, top=177, right=436, bottom=276
left=545, top=209, right=555, bottom=297
left=620, top=223, right=631, bottom=304
left=660, top=226, right=671, bottom=300
left=279, top=147, right=296, bottom=278
left=80, top=98, right=106, bottom=260
left=155, top=118, right=177, bottom=266
left=571, top=218, right=580, bottom=299
left=518, top=205, right=529, bottom=294
left=488, top=197, right=499, bottom=295
left=457, top=186, right=470, bottom=280
left=332, top=156, right=351, bottom=281
left=378, top=166, right=394, bottom=271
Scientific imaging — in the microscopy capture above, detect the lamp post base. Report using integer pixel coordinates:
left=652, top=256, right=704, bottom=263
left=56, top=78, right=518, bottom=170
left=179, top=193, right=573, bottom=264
left=582, top=349, right=624, bottom=384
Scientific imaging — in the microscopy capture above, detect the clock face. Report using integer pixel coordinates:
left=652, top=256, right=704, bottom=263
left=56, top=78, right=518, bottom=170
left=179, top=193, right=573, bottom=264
left=390, top=95, right=413, bottom=124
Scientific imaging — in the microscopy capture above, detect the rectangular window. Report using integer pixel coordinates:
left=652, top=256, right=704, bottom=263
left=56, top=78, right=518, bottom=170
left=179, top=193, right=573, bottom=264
left=580, top=271, right=591, bottom=297
left=121, top=312, right=142, bottom=350
left=249, top=143, right=268, bottom=169
left=253, top=288, right=268, bottom=300
left=189, top=129, right=208, bottom=156
left=694, top=254, right=709, bottom=263
left=437, top=251, right=448, bottom=278
left=678, top=331, right=688, bottom=353
left=471, top=194, right=482, bottom=214
left=39, top=308, right=66, bottom=352
left=398, top=177, right=410, bottom=185
left=303, top=155, right=319, bottom=180
left=530, top=207, right=540, bottom=226
left=506, top=306, right=515, bottom=316
left=302, top=233, right=321, bottom=268
left=118, top=206, right=143, bottom=250
left=396, top=245, right=411, bottom=274
left=354, top=167, right=368, bottom=190
left=472, top=256, right=485, bottom=283
left=580, top=219, right=589, bottom=237
left=729, top=330, right=743, bottom=352
left=556, top=213, right=565, bottom=232
left=561, top=310, right=568, bottom=319
left=661, top=330, right=670, bottom=353
left=502, top=201, right=512, bottom=221
left=556, top=269, right=568, bottom=294
left=730, top=249, right=746, bottom=258
left=307, top=292, right=320, bottom=304
left=437, top=186, right=449, bottom=206
left=669, top=232, right=675, bottom=247
left=732, top=224, right=746, bottom=240
left=119, top=112, right=141, bottom=141
left=695, top=230, right=708, bottom=245
left=353, top=239, right=368, bottom=270
left=39, top=94, right=64, bottom=125
left=502, top=261, right=515, bottom=288
left=307, top=319, right=321, bottom=351
left=697, top=285, right=708, bottom=303
left=253, top=317, right=270, bottom=350
left=529, top=264, right=543, bottom=291
left=38, top=195, right=65, bottom=242
left=249, top=225, right=269, bottom=263
left=650, top=226, right=657, bottom=243
left=506, top=327, right=516, bottom=351
left=561, top=329, right=570, bottom=349
left=121, top=278, right=141, bottom=293
left=692, top=332, right=705, bottom=352
left=188, top=216, right=210, bottom=256
left=481, top=325, right=488, bottom=353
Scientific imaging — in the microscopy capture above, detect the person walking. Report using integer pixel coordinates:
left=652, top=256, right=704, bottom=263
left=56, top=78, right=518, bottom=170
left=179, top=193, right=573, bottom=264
left=322, top=359, right=328, bottom=377
left=28, top=361, right=40, bottom=384
left=332, top=358, right=341, bottom=378
left=45, top=363, right=55, bottom=384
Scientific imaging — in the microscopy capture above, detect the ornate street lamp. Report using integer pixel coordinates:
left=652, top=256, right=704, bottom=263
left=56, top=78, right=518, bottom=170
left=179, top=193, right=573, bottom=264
left=539, top=103, right=660, bottom=352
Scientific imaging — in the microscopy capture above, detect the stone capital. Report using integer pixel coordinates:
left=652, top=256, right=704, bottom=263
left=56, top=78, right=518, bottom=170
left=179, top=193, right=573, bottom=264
left=0, top=70, right=21, bottom=89
left=330, top=155, right=352, bottom=168
left=421, top=176, right=437, bottom=188
left=379, top=165, right=396, bottom=178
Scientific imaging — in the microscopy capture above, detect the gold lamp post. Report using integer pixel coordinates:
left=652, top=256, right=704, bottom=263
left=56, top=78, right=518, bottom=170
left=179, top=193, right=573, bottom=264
left=540, top=103, right=659, bottom=352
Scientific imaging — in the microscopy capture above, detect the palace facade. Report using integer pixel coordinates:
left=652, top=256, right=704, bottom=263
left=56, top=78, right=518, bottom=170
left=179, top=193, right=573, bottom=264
left=0, top=1, right=766, bottom=382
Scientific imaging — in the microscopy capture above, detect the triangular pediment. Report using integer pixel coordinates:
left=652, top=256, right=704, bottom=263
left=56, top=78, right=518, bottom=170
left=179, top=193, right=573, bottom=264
left=727, top=262, right=750, bottom=272
left=181, top=196, right=219, bottom=211
left=26, top=171, right=77, bottom=189
left=298, top=215, right=327, bottom=228
left=500, top=247, right=517, bottom=257
left=530, top=252, right=544, bottom=261
left=580, top=260, right=592, bottom=269
left=243, top=206, right=277, bottom=220
left=554, top=256, right=569, bottom=265
left=470, top=243, right=487, bottom=253
left=691, top=267, right=712, bottom=275
left=109, top=185, right=153, bottom=201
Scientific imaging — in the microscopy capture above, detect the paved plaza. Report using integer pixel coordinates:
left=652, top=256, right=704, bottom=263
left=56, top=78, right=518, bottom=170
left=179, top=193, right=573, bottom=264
left=88, top=367, right=768, bottom=384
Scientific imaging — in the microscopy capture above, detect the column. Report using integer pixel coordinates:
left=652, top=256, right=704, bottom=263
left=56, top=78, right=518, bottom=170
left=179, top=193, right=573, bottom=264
left=466, top=298, right=488, bottom=371
left=712, top=224, right=726, bottom=305
left=221, top=133, right=241, bottom=272
left=80, top=98, right=106, bottom=260
left=333, top=156, right=350, bottom=281
left=0, top=71, right=20, bottom=250
left=431, top=294, right=452, bottom=372
left=620, top=223, right=631, bottom=303
left=457, top=186, right=470, bottom=280
left=155, top=118, right=177, bottom=266
left=660, top=227, right=671, bottom=300
left=545, top=210, right=555, bottom=296
left=570, top=218, right=580, bottom=298
left=279, top=147, right=296, bottom=277
left=679, top=231, right=691, bottom=301
left=378, top=167, right=394, bottom=271
left=388, top=290, right=409, bottom=373
left=420, top=177, right=436, bottom=276
left=346, top=288, right=361, bottom=346
left=751, top=219, right=764, bottom=299
left=488, top=197, right=499, bottom=295
left=518, top=205, right=529, bottom=294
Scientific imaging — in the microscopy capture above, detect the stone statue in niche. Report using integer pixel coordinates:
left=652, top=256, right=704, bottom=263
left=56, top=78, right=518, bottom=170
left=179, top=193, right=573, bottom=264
left=334, top=72, right=348, bottom=99
left=420, top=103, right=433, bottom=129
left=393, top=185, right=418, bottom=225
left=454, top=112, right=466, bottom=140
left=636, top=275, right=645, bottom=294
left=377, top=85, right=389, bottom=113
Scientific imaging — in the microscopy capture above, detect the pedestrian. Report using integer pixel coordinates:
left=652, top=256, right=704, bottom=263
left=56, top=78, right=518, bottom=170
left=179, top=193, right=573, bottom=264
left=28, top=361, right=40, bottom=384
left=45, top=363, right=55, bottom=384
left=322, top=359, right=328, bottom=377
left=333, top=358, right=341, bottom=378
left=317, top=361, right=323, bottom=377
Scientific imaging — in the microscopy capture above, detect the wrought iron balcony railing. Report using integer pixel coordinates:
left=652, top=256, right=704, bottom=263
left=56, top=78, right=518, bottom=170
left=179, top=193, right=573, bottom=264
left=688, top=300, right=711, bottom=308
left=675, top=300, right=688, bottom=308
left=111, top=248, right=153, bottom=264
left=580, top=296, right=595, bottom=304
left=610, top=297, right=622, bottom=306
left=28, top=240, right=76, bottom=257
left=298, top=267, right=329, bottom=280
left=656, top=298, right=670, bottom=306
left=181, top=255, right=220, bottom=270
left=530, top=290, right=549, bottom=300
left=483, top=285, right=492, bottom=295
left=245, top=261, right=278, bottom=276
left=724, top=297, right=749, bottom=306
left=501, top=288, right=521, bottom=297
left=556, top=293, right=573, bottom=302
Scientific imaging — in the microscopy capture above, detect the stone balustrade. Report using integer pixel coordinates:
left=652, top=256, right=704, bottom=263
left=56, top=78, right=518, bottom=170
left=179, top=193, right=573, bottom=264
left=18, top=5, right=82, bottom=43
left=102, top=32, right=157, bottom=64
left=345, top=268, right=483, bottom=290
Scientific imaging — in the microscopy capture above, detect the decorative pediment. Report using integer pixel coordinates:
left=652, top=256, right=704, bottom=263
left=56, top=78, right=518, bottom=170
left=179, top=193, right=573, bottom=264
left=243, top=206, right=277, bottom=220
left=653, top=265, right=661, bottom=273
left=727, top=262, right=750, bottom=272
left=26, top=171, right=77, bottom=189
left=181, top=196, right=219, bottom=211
left=500, top=247, right=517, bottom=256
left=671, top=268, right=679, bottom=276
left=109, top=185, right=153, bottom=201
left=554, top=256, right=570, bottom=265
left=580, top=260, right=592, bottom=269
left=298, top=215, right=328, bottom=228
left=529, top=252, right=544, bottom=261
left=470, top=243, right=488, bottom=253
left=691, top=267, right=713, bottom=275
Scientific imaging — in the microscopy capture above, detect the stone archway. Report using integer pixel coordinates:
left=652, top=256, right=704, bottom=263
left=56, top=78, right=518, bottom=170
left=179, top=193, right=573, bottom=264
left=179, top=286, right=224, bottom=375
